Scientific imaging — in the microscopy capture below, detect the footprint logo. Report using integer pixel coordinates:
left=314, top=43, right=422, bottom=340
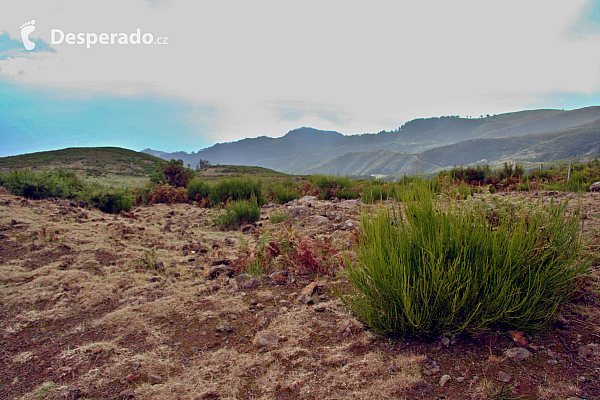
left=20, top=20, right=36, bottom=50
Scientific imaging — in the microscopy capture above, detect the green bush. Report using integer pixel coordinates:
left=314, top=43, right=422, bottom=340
left=187, top=178, right=211, bottom=201
left=209, top=176, right=263, bottom=206
left=272, top=183, right=300, bottom=204
left=214, top=195, right=261, bottom=229
left=344, top=179, right=588, bottom=337
left=270, top=211, right=289, bottom=224
left=151, top=159, right=195, bottom=188
left=79, top=184, right=133, bottom=213
left=0, top=169, right=79, bottom=199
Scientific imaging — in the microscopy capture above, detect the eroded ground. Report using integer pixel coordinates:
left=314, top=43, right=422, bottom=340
left=0, top=188, right=599, bottom=400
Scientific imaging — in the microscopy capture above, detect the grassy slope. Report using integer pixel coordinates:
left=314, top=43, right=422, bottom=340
left=296, top=122, right=600, bottom=176
left=419, top=122, right=600, bottom=170
left=0, top=147, right=162, bottom=186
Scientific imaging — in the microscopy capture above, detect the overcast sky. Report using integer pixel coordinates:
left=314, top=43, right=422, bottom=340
left=1, top=0, right=600, bottom=157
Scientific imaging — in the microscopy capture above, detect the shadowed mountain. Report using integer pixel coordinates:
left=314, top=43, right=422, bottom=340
left=143, top=107, right=600, bottom=175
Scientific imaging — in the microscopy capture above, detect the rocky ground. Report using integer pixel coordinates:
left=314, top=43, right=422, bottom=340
left=0, top=187, right=599, bottom=400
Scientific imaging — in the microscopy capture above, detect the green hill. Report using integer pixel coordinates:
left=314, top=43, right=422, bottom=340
left=0, top=147, right=162, bottom=186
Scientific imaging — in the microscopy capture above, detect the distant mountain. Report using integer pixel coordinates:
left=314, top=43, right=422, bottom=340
left=143, top=107, right=600, bottom=175
left=298, top=121, right=600, bottom=176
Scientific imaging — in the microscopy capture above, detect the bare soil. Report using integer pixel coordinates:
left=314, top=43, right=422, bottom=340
left=0, top=188, right=599, bottom=400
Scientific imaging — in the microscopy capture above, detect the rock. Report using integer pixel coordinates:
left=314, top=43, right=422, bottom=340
left=210, top=258, right=232, bottom=266
left=286, top=206, right=310, bottom=217
left=314, top=306, right=326, bottom=312
left=53, top=386, right=83, bottom=400
left=255, top=310, right=277, bottom=330
left=347, top=340, right=367, bottom=354
left=119, top=210, right=136, bottom=219
left=236, top=274, right=260, bottom=291
left=440, top=374, right=451, bottom=387
left=578, top=343, right=600, bottom=363
left=327, top=211, right=344, bottom=222
left=149, top=374, right=164, bottom=382
left=312, top=215, right=330, bottom=226
left=195, top=391, right=221, bottom=400
left=456, top=377, right=465, bottom=383
left=298, top=196, right=318, bottom=206
left=338, top=199, right=361, bottom=208
left=421, top=358, right=440, bottom=375
left=215, top=322, right=234, bottom=333
left=497, top=371, right=512, bottom=383
left=555, top=315, right=571, bottom=330
left=269, top=271, right=288, bottom=285
left=590, top=181, right=600, bottom=192
left=208, top=265, right=233, bottom=279
left=505, top=347, right=532, bottom=362
left=342, top=219, right=359, bottom=230
left=509, top=331, right=529, bottom=347
left=118, top=389, right=135, bottom=399
left=253, top=332, right=279, bottom=348
left=297, top=293, right=314, bottom=305
left=301, top=281, right=318, bottom=296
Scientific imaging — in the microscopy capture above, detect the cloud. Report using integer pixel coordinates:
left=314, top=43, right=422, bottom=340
left=0, top=0, right=599, bottom=153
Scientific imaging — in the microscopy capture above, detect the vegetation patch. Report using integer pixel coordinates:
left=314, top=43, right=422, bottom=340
left=345, top=179, right=589, bottom=337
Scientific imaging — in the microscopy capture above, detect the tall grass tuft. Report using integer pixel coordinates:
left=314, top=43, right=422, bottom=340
left=214, top=195, right=261, bottom=229
left=344, top=178, right=588, bottom=337
left=209, top=176, right=263, bottom=206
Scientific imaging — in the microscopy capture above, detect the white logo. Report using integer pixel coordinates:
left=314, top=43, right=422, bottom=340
left=20, top=20, right=36, bottom=50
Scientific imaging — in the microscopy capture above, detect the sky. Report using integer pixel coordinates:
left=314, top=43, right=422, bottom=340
left=1, top=0, right=600, bottom=157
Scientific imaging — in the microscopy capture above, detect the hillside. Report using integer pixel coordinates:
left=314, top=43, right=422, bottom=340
left=0, top=147, right=162, bottom=186
left=295, top=121, right=600, bottom=176
left=144, top=107, right=600, bottom=174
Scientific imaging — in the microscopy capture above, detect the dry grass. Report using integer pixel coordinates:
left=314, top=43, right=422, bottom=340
left=0, top=190, right=599, bottom=399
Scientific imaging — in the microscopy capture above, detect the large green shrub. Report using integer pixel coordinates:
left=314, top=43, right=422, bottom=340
left=209, top=176, right=263, bottom=206
left=344, top=179, right=588, bottom=337
left=214, top=195, right=261, bottom=229
left=187, top=178, right=211, bottom=201
left=1, top=169, right=67, bottom=199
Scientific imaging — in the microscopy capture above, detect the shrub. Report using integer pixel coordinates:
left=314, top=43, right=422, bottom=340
left=135, top=183, right=188, bottom=205
left=270, top=211, right=289, bottom=224
left=1, top=169, right=72, bottom=199
left=272, top=183, right=300, bottom=204
left=344, top=179, right=589, bottom=337
left=209, top=176, right=263, bottom=206
left=80, top=184, right=133, bottom=213
left=187, top=178, right=211, bottom=201
left=214, top=195, right=261, bottom=229
left=151, top=159, right=195, bottom=188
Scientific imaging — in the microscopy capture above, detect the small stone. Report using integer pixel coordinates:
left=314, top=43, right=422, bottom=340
left=578, top=343, right=600, bottom=363
left=314, top=306, right=326, bottom=312
left=301, top=281, right=318, bottom=296
left=53, top=386, right=83, bottom=400
left=149, top=374, right=164, bottom=382
left=342, top=219, right=359, bottom=230
left=312, top=215, right=330, bottom=226
left=497, top=371, right=512, bottom=383
left=555, top=315, right=570, bottom=330
left=577, top=376, right=586, bottom=383
left=509, top=331, right=529, bottom=347
left=208, top=265, right=233, bottom=279
left=440, top=374, right=451, bottom=387
left=440, top=336, right=450, bottom=347
left=215, top=322, right=234, bottom=333
left=297, top=293, right=314, bottom=305
left=119, top=389, right=135, bottom=399
left=456, top=377, right=465, bottom=383
left=254, top=332, right=279, bottom=348
left=236, top=274, right=260, bottom=291
left=505, top=347, right=532, bottom=362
